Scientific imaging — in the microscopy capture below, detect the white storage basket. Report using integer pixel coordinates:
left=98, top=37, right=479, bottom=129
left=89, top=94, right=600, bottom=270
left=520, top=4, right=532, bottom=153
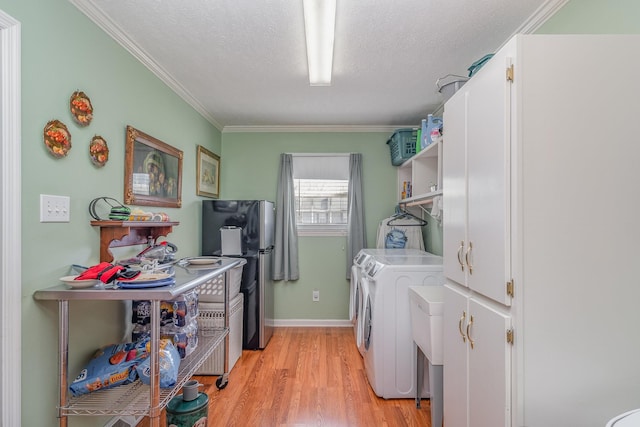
left=195, top=293, right=243, bottom=375
left=197, top=262, right=244, bottom=303
left=436, top=74, right=469, bottom=101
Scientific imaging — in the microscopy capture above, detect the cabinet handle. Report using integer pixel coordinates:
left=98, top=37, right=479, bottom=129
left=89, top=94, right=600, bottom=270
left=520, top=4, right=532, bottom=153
left=457, top=241, right=465, bottom=271
left=458, top=311, right=467, bottom=343
left=466, top=314, right=475, bottom=349
left=465, top=241, right=473, bottom=275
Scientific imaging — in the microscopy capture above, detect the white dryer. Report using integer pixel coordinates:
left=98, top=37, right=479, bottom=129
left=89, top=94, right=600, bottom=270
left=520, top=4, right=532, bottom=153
left=362, top=252, right=444, bottom=399
left=351, top=249, right=434, bottom=356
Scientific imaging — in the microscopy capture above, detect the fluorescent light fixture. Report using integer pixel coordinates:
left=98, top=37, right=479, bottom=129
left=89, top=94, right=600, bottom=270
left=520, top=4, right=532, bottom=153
left=303, top=0, right=336, bottom=86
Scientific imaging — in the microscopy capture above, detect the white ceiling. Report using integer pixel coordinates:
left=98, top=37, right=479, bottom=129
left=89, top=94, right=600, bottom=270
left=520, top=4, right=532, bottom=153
left=71, top=0, right=564, bottom=130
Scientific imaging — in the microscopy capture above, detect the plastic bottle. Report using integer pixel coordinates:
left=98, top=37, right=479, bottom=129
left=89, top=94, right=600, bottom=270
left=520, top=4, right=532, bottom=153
left=422, top=114, right=443, bottom=149
left=420, top=119, right=429, bottom=150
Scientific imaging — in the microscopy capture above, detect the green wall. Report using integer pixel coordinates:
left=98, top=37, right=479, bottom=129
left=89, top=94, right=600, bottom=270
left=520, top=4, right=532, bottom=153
left=537, top=0, right=640, bottom=33
left=0, top=0, right=220, bottom=425
left=220, top=131, right=404, bottom=319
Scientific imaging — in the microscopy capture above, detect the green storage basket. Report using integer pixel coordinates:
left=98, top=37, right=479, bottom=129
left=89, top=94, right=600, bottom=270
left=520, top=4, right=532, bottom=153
left=387, top=128, right=418, bottom=166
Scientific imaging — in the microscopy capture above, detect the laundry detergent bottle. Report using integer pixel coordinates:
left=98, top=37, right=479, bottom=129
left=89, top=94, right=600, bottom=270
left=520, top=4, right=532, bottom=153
left=421, top=114, right=443, bottom=150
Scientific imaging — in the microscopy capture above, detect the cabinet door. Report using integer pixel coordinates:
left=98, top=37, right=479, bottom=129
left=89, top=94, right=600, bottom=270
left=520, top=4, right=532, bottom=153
left=465, top=41, right=514, bottom=305
left=443, top=284, right=469, bottom=427
left=442, top=91, right=467, bottom=286
left=468, top=298, right=511, bottom=427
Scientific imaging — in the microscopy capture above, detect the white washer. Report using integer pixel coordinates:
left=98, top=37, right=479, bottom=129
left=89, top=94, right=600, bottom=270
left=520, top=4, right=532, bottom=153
left=351, top=249, right=435, bottom=356
left=362, top=252, right=444, bottom=399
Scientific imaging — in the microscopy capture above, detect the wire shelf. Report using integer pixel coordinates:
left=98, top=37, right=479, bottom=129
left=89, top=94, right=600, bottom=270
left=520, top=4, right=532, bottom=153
left=61, top=328, right=227, bottom=416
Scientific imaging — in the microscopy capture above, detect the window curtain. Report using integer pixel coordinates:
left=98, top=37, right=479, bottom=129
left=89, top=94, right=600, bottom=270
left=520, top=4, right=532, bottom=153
left=272, top=153, right=299, bottom=281
left=346, top=153, right=366, bottom=279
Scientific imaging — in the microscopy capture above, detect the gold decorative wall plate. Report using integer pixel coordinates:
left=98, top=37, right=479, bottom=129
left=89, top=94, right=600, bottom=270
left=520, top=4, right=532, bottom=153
left=43, top=119, right=71, bottom=158
left=69, top=90, right=93, bottom=126
left=89, top=135, right=109, bottom=167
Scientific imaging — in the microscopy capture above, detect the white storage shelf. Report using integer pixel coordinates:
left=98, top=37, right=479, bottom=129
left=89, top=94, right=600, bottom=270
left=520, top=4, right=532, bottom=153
left=397, top=138, right=442, bottom=206
left=196, top=292, right=244, bottom=375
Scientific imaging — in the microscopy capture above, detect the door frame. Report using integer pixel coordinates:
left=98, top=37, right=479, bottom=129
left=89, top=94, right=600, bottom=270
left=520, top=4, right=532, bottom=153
left=0, top=9, right=22, bottom=426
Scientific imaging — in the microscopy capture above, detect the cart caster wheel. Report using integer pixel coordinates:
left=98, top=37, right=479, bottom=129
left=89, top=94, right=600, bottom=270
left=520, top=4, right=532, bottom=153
left=216, top=376, right=228, bottom=390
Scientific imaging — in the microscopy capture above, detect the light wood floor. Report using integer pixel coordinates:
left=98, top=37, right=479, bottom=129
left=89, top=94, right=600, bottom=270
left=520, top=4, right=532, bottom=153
left=138, top=327, right=432, bottom=426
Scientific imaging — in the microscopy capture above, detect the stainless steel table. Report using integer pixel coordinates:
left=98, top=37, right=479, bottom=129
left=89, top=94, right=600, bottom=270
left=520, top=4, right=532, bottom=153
left=34, top=257, right=242, bottom=427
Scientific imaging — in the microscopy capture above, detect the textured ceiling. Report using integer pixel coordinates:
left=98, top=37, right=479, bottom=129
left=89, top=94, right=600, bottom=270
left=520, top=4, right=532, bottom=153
left=72, top=0, right=562, bottom=130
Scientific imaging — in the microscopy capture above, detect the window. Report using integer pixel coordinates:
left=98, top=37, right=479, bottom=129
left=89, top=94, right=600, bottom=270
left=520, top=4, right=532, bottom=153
left=292, top=154, right=349, bottom=236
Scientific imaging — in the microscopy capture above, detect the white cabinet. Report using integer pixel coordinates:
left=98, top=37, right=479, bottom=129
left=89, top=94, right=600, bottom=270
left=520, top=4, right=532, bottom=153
left=443, top=34, right=640, bottom=427
left=444, top=285, right=511, bottom=427
left=442, top=39, right=513, bottom=306
left=443, top=38, right=517, bottom=426
left=441, top=92, right=466, bottom=285
left=466, top=297, right=511, bottom=427
left=397, top=138, right=442, bottom=205
left=442, top=286, right=468, bottom=427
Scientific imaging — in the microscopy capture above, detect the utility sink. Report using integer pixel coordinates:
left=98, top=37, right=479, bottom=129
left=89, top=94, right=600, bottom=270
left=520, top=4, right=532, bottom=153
left=408, top=285, right=444, bottom=365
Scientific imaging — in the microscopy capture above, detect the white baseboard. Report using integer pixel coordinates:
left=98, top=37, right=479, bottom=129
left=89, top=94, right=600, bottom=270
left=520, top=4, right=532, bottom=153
left=273, top=319, right=352, bottom=328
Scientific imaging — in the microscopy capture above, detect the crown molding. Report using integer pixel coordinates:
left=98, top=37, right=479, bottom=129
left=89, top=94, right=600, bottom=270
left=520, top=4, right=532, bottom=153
left=512, top=0, right=569, bottom=36
left=222, top=124, right=406, bottom=133
left=69, top=0, right=224, bottom=131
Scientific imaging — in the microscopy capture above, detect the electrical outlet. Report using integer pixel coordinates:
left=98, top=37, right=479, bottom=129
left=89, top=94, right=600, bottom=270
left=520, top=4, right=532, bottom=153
left=312, top=289, right=320, bottom=302
left=40, top=194, right=70, bottom=222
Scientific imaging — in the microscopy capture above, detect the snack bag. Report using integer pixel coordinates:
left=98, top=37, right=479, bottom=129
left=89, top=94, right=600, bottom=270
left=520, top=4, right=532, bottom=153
left=69, top=340, right=148, bottom=397
left=135, top=339, right=181, bottom=388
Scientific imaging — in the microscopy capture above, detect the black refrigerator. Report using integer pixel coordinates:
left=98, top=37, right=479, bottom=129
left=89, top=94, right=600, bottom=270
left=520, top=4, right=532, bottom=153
left=201, top=200, right=275, bottom=349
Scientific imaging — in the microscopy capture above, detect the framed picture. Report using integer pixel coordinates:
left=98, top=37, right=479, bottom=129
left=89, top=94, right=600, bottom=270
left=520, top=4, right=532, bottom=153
left=196, top=145, right=220, bottom=198
left=124, top=125, right=183, bottom=208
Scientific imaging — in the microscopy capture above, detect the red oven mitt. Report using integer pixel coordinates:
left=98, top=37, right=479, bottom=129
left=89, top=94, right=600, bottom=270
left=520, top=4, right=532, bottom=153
left=75, top=262, right=140, bottom=283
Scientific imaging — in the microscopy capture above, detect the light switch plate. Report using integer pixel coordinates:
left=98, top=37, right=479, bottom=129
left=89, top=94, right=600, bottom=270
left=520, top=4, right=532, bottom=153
left=40, top=194, right=70, bottom=222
